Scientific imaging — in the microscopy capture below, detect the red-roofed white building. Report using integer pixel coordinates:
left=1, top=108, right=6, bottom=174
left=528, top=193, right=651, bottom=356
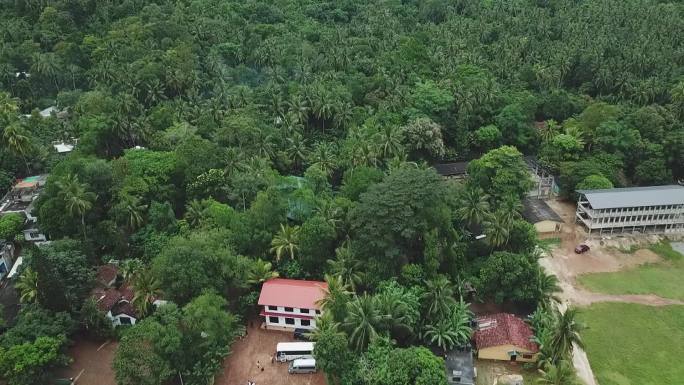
left=474, top=313, right=539, bottom=362
left=258, top=278, right=327, bottom=330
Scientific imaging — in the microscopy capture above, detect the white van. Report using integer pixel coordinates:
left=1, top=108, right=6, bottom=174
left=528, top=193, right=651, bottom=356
left=276, top=342, right=315, bottom=362
left=288, top=358, right=317, bottom=374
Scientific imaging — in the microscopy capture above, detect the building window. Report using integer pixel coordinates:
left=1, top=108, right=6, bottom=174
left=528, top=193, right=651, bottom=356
left=269, top=316, right=279, bottom=324
left=120, top=317, right=132, bottom=325
left=284, top=307, right=294, bottom=312
left=522, top=354, right=533, bottom=359
left=299, top=308, right=310, bottom=314
left=285, top=318, right=295, bottom=325
left=315, top=310, right=321, bottom=314
left=301, top=319, right=311, bottom=327
left=267, top=305, right=278, bottom=311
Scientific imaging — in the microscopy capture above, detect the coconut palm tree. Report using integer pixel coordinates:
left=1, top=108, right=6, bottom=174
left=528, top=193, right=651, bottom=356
left=0, top=92, right=19, bottom=120
left=422, top=276, right=457, bottom=319
left=184, top=199, right=208, bottom=228
left=375, top=292, right=413, bottom=339
left=484, top=213, right=510, bottom=248
left=423, top=320, right=459, bottom=353
left=536, top=268, right=562, bottom=304
left=120, top=259, right=144, bottom=282
left=374, top=124, right=404, bottom=159
left=57, top=174, right=96, bottom=239
left=285, top=133, right=308, bottom=171
left=247, top=259, right=279, bottom=286
left=549, top=308, right=585, bottom=363
left=15, top=268, right=38, bottom=303
left=499, top=197, right=523, bottom=226
left=343, top=295, right=388, bottom=352
left=2, top=123, right=33, bottom=173
left=537, top=360, right=580, bottom=385
left=309, top=142, right=338, bottom=175
left=120, top=195, right=147, bottom=232
left=316, top=274, right=352, bottom=323
left=132, top=269, right=163, bottom=317
left=270, top=224, right=300, bottom=261
left=308, top=312, right=341, bottom=342
left=457, top=187, right=490, bottom=228
left=327, top=245, right=364, bottom=291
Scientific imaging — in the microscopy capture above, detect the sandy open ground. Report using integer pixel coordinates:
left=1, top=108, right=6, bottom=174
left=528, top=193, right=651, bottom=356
left=215, top=325, right=326, bottom=385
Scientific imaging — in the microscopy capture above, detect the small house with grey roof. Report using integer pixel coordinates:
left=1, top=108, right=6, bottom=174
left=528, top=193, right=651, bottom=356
left=575, top=185, right=684, bottom=235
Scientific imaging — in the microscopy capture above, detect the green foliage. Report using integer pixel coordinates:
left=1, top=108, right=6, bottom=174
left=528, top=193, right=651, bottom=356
left=350, top=167, right=452, bottom=277
left=114, top=293, right=240, bottom=385
left=477, top=251, right=539, bottom=303
left=559, top=155, right=623, bottom=199
left=152, top=230, right=251, bottom=304
left=299, top=215, right=337, bottom=274
left=1, top=1, right=683, bottom=382
left=360, top=340, right=447, bottom=385
left=409, top=80, right=454, bottom=117
left=29, top=240, right=94, bottom=313
left=0, top=305, right=74, bottom=348
left=576, top=175, right=613, bottom=191
left=80, top=298, right=114, bottom=340
left=468, top=146, right=533, bottom=204
left=0, top=213, right=24, bottom=241
left=340, top=166, right=384, bottom=201
left=0, top=336, right=70, bottom=385
left=474, top=125, right=502, bottom=152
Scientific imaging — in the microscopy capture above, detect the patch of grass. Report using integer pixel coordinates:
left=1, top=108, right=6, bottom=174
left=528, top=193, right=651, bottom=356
left=648, top=241, right=682, bottom=261
left=580, top=303, right=684, bottom=385
left=578, top=241, right=684, bottom=301
left=578, top=263, right=684, bottom=301
left=610, top=244, right=640, bottom=254
left=538, top=237, right=561, bottom=248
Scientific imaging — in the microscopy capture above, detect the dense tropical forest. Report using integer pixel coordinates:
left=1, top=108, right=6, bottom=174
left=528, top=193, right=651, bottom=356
left=0, top=0, right=682, bottom=384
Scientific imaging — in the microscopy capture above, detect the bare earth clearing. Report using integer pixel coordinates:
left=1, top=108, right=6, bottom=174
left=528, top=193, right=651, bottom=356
left=215, top=325, right=326, bottom=385
left=58, top=338, right=117, bottom=385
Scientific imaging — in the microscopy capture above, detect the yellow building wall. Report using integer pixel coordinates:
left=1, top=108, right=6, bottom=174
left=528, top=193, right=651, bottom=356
left=478, top=344, right=538, bottom=362
left=534, top=220, right=561, bottom=233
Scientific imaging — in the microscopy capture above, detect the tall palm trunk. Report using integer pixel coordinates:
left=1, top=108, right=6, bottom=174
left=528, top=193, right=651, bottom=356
left=81, top=214, right=87, bottom=240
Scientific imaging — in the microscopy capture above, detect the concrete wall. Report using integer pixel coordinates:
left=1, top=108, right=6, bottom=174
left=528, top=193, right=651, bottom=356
left=478, top=344, right=537, bottom=362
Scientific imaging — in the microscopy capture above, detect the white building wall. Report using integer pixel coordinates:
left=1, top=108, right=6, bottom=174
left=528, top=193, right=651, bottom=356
left=263, top=305, right=320, bottom=330
left=106, top=310, right=137, bottom=327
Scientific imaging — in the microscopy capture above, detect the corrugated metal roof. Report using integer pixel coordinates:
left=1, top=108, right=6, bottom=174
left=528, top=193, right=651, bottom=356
left=577, top=185, right=684, bottom=209
left=522, top=198, right=563, bottom=223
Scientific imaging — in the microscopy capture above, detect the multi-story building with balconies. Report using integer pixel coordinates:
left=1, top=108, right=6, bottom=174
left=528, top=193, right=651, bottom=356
left=575, top=185, right=684, bottom=235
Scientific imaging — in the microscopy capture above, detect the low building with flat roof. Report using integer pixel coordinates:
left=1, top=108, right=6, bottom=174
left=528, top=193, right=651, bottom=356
left=576, top=185, right=684, bottom=235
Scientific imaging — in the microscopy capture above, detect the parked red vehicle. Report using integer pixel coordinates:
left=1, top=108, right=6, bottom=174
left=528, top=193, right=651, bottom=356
left=575, top=244, right=590, bottom=254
